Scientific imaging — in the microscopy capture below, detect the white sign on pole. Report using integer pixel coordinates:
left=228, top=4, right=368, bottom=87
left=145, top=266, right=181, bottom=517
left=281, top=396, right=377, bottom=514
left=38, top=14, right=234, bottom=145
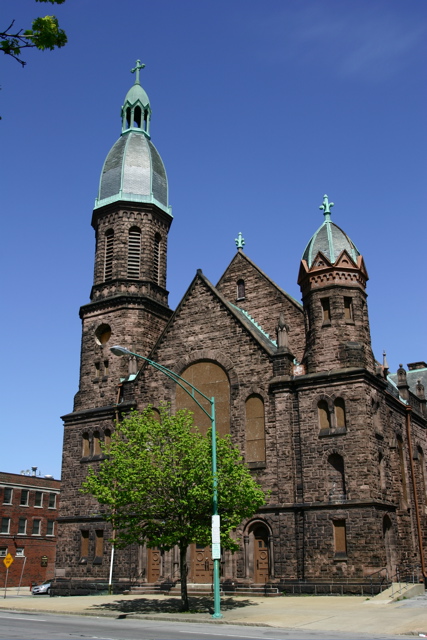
left=211, top=515, right=221, bottom=559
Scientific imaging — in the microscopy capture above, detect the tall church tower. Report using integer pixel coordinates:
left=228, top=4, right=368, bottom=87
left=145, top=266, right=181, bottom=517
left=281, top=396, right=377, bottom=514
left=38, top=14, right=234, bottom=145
left=73, top=61, right=173, bottom=412
left=298, top=195, right=375, bottom=374
left=57, top=64, right=173, bottom=578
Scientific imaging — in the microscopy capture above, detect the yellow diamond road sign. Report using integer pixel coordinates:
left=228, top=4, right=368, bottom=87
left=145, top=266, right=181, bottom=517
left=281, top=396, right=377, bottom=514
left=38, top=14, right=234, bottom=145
left=3, top=553, right=13, bottom=568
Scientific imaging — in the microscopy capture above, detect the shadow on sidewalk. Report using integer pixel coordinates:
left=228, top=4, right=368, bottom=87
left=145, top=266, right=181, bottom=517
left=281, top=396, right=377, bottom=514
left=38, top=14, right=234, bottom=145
left=91, top=596, right=257, bottom=615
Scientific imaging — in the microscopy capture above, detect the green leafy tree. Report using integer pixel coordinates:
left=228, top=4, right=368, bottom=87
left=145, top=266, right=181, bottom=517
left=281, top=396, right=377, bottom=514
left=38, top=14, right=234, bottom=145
left=83, top=407, right=266, bottom=611
left=1, top=0, right=67, bottom=67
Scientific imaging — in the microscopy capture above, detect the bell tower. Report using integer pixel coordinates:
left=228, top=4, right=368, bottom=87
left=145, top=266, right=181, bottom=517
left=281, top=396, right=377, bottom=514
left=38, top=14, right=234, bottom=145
left=298, top=195, right=375, bottom=375
left=74, top=61, right=173, bottom=411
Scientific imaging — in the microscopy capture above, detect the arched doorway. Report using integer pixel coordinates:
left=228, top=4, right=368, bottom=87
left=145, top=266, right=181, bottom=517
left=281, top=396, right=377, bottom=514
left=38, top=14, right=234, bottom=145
left=252, top=525, right=269, bottom=583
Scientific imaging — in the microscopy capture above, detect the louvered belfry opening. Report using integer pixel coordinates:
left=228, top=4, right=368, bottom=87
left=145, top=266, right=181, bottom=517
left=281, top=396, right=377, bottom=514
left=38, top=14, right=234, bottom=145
left=128, top=227, right=142, bottom=279
left=153, top=233, right=161, bottom=284
left=104, top=230, right=114, bottom=281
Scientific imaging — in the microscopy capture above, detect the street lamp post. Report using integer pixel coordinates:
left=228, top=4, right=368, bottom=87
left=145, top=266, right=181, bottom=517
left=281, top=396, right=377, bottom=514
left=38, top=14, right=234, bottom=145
left=110, top=345, right=222, bottom=619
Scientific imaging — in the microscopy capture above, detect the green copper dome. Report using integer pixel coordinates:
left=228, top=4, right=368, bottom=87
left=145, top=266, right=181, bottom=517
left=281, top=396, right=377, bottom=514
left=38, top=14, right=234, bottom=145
left=302, top=195, right=360, bottom=267
left=94, top=61, right=171, bottom=216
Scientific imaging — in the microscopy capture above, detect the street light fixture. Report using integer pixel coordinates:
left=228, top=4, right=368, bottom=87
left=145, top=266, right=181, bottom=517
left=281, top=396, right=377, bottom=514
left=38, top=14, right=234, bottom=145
left=110, top=345, right=222, bottom=619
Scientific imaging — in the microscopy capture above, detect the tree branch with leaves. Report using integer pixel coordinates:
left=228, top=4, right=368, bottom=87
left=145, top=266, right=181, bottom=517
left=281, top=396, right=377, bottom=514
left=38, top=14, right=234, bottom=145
left=1, top=0, right=67, bottom=67
left=82, top=407, right=267, bottom=611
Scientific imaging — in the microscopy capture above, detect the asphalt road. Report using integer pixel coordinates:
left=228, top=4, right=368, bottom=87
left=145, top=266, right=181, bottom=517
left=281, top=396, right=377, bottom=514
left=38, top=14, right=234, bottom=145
left=0, top=610, right=417, bottom=640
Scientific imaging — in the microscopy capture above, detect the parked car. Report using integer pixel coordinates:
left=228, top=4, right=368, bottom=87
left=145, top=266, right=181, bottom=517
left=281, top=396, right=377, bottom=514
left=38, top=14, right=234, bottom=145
left=32, top=580, right=51, bottom=595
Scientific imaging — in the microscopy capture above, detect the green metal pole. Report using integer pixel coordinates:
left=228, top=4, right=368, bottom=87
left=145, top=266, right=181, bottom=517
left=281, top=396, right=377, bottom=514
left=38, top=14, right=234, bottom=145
left=211, top=397, right=222, bottom=619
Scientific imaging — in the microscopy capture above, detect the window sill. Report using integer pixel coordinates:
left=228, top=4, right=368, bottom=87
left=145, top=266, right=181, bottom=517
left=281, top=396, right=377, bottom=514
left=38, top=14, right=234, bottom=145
left=93, top=556, right=103, bottom=565
left=334, top=553, right=348, bottom=561
left=247, top=461, right=266, bottom=470
left=345, top=319, right=355, bottom=325
left=319, top=427, right=347, bottom=437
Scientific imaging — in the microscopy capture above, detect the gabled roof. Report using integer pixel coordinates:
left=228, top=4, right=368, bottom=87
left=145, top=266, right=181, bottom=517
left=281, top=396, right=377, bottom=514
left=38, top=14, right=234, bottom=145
left=139, top=269, right=278, bottom=374
left=217, top=249, right=302, bottom=311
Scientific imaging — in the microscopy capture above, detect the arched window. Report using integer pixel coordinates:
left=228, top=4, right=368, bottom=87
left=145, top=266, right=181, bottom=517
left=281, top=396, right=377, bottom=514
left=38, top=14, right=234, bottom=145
left=397, top=436, right=408, bottom=505
left=237, top=279, right=245, bottom=300
left=82, top=433, right=90, bottom=458
left=379, top=452, right=386, bottom=492
left=176, top=362, right=230, bottom=436
left=318, top=400, right=331, bottom=431
left=153, top=233, right=161, bottom=284
left=104, top=429, right=111, bottom=452
left=125, top=107, right=131, bottom=129
left=104, top=230, right=114, bottom=281
left=93, top=431, right=101, bottom=456
left=328, top=453, right=346, bottom=500
left=151, top=407, right=161, bottom=423
left=133, top=106, right=142, bottom=128
left=418, top=446, right=427, bottom=502
left=245, top=395, right=266, bottom=464
left=128, top=227, right=141, bottom=279
left=334, top=398, right=346, bottom=428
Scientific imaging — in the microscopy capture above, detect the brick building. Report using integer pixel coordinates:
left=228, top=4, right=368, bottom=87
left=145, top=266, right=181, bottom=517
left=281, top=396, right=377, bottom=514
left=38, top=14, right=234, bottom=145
left=0, top=471, right=60, bottom=588
left=55, top=64, right=427, bottom=594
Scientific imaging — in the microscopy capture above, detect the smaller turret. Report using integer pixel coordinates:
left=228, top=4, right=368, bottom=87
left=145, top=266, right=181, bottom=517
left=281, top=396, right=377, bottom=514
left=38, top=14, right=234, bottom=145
left=298, top=196, right=374, bottom=374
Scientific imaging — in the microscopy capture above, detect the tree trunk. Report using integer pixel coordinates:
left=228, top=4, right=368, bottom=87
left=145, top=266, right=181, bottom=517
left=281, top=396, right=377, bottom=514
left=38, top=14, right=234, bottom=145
left=179, top=544, right=189, bottom=612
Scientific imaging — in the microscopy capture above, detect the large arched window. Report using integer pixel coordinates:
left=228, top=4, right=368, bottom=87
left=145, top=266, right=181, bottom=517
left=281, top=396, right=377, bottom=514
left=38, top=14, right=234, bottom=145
left=328, top=453, right=346, bottom=500
left=82, top=433, right=90, bottom=458
left=245, top=395, right=266, bottom=464
left=176, top=362, right=230, bottom=436
left=334, top=398, right=346, bottom=429
left=128, top=227, right=141, bottom=279
left=104, top=230, right=114, bottom=281
left=318, top=400, right=331, bottom=431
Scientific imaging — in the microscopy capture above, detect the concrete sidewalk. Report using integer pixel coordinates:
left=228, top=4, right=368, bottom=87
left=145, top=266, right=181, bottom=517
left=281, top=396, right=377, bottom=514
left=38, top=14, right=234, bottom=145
left=0, top=591, right=426, bottom=636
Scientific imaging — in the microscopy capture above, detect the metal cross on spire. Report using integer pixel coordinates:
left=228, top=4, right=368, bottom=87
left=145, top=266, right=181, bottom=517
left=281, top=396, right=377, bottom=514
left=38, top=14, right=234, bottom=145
left=235, top=232, right=245, bottom=250
left=131, top=60, right=145, bottom=85
left=319, top=194, right=334, bottom=219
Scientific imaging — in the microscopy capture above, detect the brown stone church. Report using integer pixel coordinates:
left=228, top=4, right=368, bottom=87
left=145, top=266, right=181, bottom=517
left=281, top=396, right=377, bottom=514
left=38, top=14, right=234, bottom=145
left=55, top=65, right=427, bottom=594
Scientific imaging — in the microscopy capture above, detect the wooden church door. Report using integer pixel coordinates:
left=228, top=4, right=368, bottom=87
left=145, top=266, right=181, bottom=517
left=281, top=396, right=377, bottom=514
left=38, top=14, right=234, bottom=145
left=190, top=544, right=213, bottom=583
left=254, top=527, right=269, bottom=583
left=147, top=547, right=161, bottom=583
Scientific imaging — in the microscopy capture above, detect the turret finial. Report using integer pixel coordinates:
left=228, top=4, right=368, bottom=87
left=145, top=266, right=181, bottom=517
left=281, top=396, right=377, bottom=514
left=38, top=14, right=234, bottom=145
left=235, top=232, right=245, bottom=250
left=319, top=194, right=334, bottom=220
left=131, top=59, right=145, bottom=85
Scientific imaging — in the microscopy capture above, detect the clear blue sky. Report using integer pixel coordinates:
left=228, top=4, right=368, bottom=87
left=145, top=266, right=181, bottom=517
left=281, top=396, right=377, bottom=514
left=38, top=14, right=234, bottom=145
left=1, top=0, right=426, bottom=479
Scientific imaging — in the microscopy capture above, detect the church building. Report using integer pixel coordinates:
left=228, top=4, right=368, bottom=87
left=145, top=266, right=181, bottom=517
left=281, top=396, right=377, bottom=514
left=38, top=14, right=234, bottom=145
left=55, top=63, right=427, bottom=594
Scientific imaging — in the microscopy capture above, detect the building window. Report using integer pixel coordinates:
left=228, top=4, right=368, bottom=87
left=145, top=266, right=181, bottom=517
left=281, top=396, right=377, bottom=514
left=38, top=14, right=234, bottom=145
left=318, top=400, right=331, bottom=431
left=32, top=520, right=41, bottom=536
left=20, top=490, right=29, bottom=506
left=333, top=520, right=347, bottom=557
left=0, top=547, right=7, bottom=557
left=93, top=431, right=101, bottom=456
left=104, top=229, right=114, bottom=281
left=328, top=453, right=346, bottom=501
left=15, top=548, right=25, bottom=557
left=344, top=297, right=353, bottom=321
left=176, top=362, right=230, bottom=437
left=46, top=520, right=55, bottom=536
left=245, top=395, right=266, bottom=464
left=95, top=323, right=111, bottom=346
left=48, top=493, right=57, bottom=509
left=237, top=279, right=245, bottom=300
left=104, top=429, right=111, bottom=452
left=334, top=398, right=346, bottom=429
left=397, top=436, right=408, bottom=505
left=95, top=530, right=104, bottom=559
left=80, top=530, right=89, bottom=558
left=3, top=488, right=12, bottom=504
left=18, top=518, right=27, bottom=535
left=379, top=452, right=387, bottom=493
left=1, top=518, right=10, bottom=534
left=128, top=227, right=141, bottom=279
left=94, top=362, right=101, bottom=378
left=153, top=233, right=161, bottom=285
left=321, top=298, right=331, bottom=324
left=82, top=433, right=90, bottom=458
left=34, top=491, right=43, bottom=507
left=418, top=447, right=427, bottom=502
left=103, top=360, right=109, bottom=377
